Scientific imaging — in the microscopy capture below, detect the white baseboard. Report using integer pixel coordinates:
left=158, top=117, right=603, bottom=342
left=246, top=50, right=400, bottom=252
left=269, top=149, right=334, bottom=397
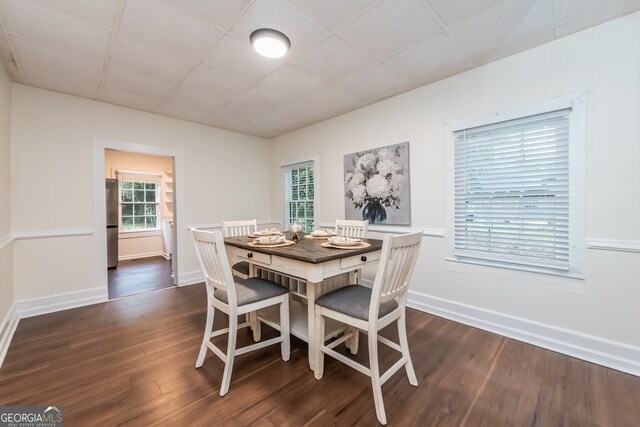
left=118, top=251, right=166, bottom=261
left=177, top=270, right=204, bottom=287
left=407, top=290, right=640, bottom=377
left=15, top=287, right=108, bottom=319
left=0, top=304, right=19, bottom=368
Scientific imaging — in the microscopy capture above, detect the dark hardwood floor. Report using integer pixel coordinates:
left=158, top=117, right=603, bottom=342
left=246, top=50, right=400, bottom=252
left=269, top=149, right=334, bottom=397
left=108, top=256, right=175, bottom=299
left=1, top=284, right=639, bottom=426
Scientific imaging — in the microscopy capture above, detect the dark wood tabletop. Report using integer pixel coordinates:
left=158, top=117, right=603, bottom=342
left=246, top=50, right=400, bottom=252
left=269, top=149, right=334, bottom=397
left=224, top=234, right=383, bottom=264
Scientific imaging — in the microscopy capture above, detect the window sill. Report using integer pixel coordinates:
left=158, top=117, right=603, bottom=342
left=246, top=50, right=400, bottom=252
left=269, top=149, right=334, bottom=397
left=119, top=229, right=162, bottom=239
left=444, top=256, right=585, bottom=280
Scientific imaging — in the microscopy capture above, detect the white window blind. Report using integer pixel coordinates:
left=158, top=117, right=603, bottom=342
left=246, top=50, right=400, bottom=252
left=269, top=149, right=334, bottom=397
left=453, top=108, right=572, bottom=271
left=283, top=161, right=316, bottom=232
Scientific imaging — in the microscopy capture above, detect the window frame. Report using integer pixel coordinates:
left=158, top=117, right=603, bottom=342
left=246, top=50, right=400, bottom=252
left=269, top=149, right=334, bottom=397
left=445, top=93, right=587, bottom=278
left=283, top=159, right=318, bottom=233
left=119, top=180, right=161, bottom=233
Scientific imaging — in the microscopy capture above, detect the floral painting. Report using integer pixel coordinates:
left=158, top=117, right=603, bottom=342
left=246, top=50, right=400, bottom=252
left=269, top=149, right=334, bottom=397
left=344, top=142, right=411, bottom=225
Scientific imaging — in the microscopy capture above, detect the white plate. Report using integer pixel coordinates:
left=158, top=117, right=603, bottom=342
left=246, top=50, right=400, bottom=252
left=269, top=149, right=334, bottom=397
left=311, top=229, right=335, bottom=237
left=253, top=228, right=282, bottom=236
left=328, top=236, right=362, bottom=246
left=254, top=236, right=286, bottom=245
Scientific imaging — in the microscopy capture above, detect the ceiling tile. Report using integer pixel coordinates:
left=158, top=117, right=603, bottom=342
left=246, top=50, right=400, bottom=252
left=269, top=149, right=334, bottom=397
left=0, top=32, right=22, bottom=81
left=253, top=66, right=323, bottom=103
left=203, top=34, right=283, bottom=84
left=33, top=0, right=122, bottom=29
left=180, top=65, right=251, bottom=100
left=472, top=28, right=555, bottom=66
left=157, top=102, right=209, bottom=123
left=338, top=0, right=442, bottom=61
left=0, top=0, right=111, bottom=61
left=383, top=33, right=467, bottom=80
left=292, top=0, right=380, bottom=30
left=102, top=65, right=174, bottom=101
left=229, top=0, right=331, bottom=56
left=110, top=35, right=194, bottom=83
left=332, top=64, right=405, bottom=101
left=21, top=61, right=100, bottom=99
left=215, top=101, right=269, bottom=122
left=250, top=108, right=305, bottom=135
left=289, top=36, right=372, bottom=83
left=167, top=0, right=252, bottom=30
left=426, top=0, right=501, bottom=26
left=10, top=35, right=104, bottom=89
left=552, top=0, right=611, bottom=24
left=448, top=0, right=554, bottom=60
left=295, top=86, right=361, bottom=117
left=164, top=86, right=228, bottom=114
left=119, top=0, right=222, bottom=63
left=101, top=85, right=161, bottom=113
left=233, top=86, right=291, bottom=109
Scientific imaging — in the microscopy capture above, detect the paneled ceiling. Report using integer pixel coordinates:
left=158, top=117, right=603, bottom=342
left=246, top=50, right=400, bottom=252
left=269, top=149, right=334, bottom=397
left=0, top=0, right=638, bottom=138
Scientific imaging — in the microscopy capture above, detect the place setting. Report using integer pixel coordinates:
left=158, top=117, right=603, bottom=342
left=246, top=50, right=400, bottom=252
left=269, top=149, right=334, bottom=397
left=304, top=228, right=337, bottom=240
left=321, top=236, right=371, bottom=250
left=247, top=228, right=295, bottom=248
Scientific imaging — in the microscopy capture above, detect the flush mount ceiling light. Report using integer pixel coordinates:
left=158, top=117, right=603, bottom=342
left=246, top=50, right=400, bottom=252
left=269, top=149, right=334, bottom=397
left=250, top=28, right=291, bottom=59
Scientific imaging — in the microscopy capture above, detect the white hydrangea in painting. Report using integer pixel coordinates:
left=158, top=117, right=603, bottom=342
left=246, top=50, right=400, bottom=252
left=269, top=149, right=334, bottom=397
left=343, top=142, right=411, bottom=225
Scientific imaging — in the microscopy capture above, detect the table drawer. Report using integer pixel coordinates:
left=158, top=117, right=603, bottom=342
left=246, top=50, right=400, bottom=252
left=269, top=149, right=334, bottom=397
left=340, top=251, right=380, bottom=269
left=239, top=250, right=271, bottom=265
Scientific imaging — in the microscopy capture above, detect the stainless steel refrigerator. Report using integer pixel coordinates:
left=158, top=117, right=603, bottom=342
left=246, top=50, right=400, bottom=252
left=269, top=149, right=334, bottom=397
left=106, top=178, right=119, bottom=268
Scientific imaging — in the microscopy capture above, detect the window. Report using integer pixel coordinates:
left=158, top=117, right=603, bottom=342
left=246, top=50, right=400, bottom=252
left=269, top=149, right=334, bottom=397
left=120, top=180, right=159, bottom=230
left=283, top=161, right=316, bottom=232
left=448, top=95, right=585, bottom=276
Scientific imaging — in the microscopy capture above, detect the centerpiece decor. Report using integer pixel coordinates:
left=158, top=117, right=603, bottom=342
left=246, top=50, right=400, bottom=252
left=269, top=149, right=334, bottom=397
left=344, top=142, right=411, bottom=225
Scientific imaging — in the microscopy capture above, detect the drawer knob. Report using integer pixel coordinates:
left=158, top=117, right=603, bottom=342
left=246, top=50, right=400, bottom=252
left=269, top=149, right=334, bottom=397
left=361, top=256, right=367, bottom=262
left=247, top=252, right=254, bottom=259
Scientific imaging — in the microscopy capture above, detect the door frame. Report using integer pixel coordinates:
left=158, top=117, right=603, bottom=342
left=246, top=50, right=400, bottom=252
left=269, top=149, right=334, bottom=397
left=92, top=138, right=185, bottom=295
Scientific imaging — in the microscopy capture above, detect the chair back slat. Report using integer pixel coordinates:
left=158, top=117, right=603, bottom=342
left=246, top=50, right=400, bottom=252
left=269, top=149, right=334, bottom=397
left=191, top=228, right=237, bottom=304
left=223, top=219, right=258, bottom=237
left=335, top=219, right=369, bottom=238
left=370, top=232, right=422, bottom=318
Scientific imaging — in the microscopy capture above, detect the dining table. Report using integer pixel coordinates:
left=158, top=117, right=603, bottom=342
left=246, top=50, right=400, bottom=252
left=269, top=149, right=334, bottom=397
left=224, top=233, right=383, bottom=374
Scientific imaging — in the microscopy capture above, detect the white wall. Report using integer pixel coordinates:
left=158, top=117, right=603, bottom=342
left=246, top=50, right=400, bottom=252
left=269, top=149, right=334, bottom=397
left=105, top=149, right=173, bottom=260
left=0, top=60, right=14, bottom=330
left=11, top=85, right=272, bottom=302
left=269, top=13, right=640, bottom=370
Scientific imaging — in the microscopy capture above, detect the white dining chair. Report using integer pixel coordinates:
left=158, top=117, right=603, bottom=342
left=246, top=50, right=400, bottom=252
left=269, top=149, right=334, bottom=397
left=313, top=232, right=422, bottom=425
left=191, top=228, right=290, bottom=396
left=335, top=219, right=369, bottom=286
left=222, top=219, right=258, bottom=279
left=335, top=219, right=369, bottom=238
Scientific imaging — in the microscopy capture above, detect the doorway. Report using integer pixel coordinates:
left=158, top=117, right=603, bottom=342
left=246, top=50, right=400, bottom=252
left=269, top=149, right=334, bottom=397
left=92, top=138, right=184, bottom=302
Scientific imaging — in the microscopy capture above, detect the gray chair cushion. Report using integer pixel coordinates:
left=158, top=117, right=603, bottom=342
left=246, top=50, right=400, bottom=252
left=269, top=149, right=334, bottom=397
left=214, top=277, right=288, bottom=306
left=232, top=261, right=250, bottom=276
left=316, top=285, right=398, bottom=321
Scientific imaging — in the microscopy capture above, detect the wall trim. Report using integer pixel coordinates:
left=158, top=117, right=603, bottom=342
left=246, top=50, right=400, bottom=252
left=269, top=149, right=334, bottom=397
left=118, top=251, right=166, bottom=261
left=12, top=228, right=94, bottom=240
left=0, top=233, right=13, bottom=251
left=187, top=219, right=282, bottom=231
left=586, top=238, right=640, bottom=253
left=15, top=287, right=108, bottom=319
left=0, top=304, right=19, bottom=369
left=177, top=269, right=204, bottom=287
left=407, top=291, right=640, bottom=377
left=318, top=222, right=445, bottom=237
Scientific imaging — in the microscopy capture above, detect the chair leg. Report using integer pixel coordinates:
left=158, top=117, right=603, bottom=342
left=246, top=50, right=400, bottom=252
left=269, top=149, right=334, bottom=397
left=220, top=314, right=238, bottom=396
left=313, top=307, right=325, bottom=380
left=280, top=298, right=290, bottom=361
left=369, top=330, right=387, bottom=425
left=251, top=311, right=262, bottom=342
left=195, top=304, right=214, bottom=368
left=347, top=326, right=360, bottom=355
left=398, top=313, right=418, bottom=386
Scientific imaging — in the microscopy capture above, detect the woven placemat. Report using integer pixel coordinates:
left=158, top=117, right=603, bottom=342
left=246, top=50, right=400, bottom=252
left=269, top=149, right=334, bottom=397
left=247, top=240, right=295, bottom=248
left=320, top=242, right=371, bottom=250
left=304, top=234, right=336, bottom=240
